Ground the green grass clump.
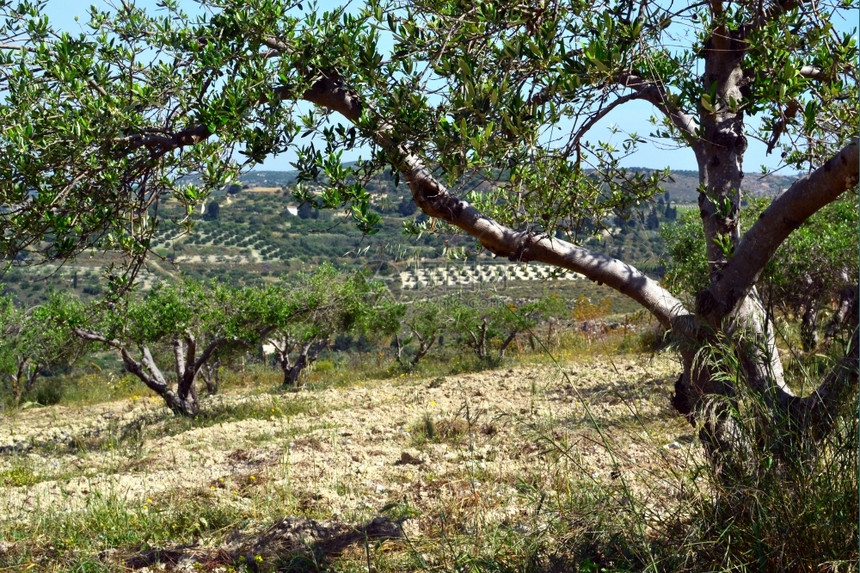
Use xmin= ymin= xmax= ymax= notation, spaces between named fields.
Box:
xmin=0 ymin=458 xmax=40 ymax=487
xmin=0 ymin=490 xmax=250 ymax=571
xmin=672 ymin=399 xmax=858 ymax=571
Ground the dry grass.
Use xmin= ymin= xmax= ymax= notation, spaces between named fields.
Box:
xmin=0 ymin=348 xmax=855 ymax=572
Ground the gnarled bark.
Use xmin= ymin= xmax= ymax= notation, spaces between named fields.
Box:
xmin=270 ymin=336 xmax=329 ymax=389
xmin=72 ymin=327 xmax=235 ymax=416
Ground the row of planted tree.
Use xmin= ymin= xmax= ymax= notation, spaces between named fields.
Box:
xmin=0 ymin=263 xmax=579 ymax=416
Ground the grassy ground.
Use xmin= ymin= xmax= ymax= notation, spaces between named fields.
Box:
xmin=0 ymin=331 xmax=856 ymax=572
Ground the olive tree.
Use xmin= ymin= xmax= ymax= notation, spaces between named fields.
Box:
xmin=0 ymin=293 xmax=81 ymax=404
xmin=393 ymin=296 xmax=453 ymax=370
xmin=0 ymin=0 xmax=855 ymax=471
xmin=253 ymin=264 xmax=394 ymax=387
xmin=451 ymin=294 xmax=567 ymax=362
xmin=65 ymin=280 xmax=253 ymax=415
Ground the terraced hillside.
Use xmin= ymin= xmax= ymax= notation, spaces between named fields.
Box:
xmin=0 ymin=168 xmax=793 ymax=307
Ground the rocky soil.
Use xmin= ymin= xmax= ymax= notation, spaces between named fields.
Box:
xmin=0 ymin=353 xmax=701 ymax=570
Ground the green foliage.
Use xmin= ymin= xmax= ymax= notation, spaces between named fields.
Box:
xmin=0 ymin=291 xmax=83 ymax=405
xmin=660 ymin=210 xmax=710 ymax=301
xmin=0 ymin=457 xmax=40 ymax=487
xmin=394 ymin=296 xmax=453 ymax=369
xmin=662 ymin=194 xmax=858 ymax=325
xmin=763 ymin=195 xmax=858 ymax=311
xmin=392 ymin=291 xmax=568 ymax=369
xmin=251 ymin=264 xmax=398 ymax=386
xmin=54 ymin=279 xmax=258 ymax=414
xmin=0 ymin=1 xmax=241 ymax=273
xmin=0 ymin=5 xmax=854 ymax=567
xmin=0 ymin=0 xmax=848 ymax=271
xmin=450 ymin=292 xmax=567 ymax=362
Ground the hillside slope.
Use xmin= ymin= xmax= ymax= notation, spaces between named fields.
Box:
xmin=0 ymin=354 xmax=693 ymax=570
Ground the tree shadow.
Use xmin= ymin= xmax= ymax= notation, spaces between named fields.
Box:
xmin=116 ymin=515 xmax=407 ymax=572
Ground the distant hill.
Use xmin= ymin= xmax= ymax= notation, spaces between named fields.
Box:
xmin=235 ymin=170 xmax=298 ymax=188
xmin=1 ymin=166 xmax=796 ymax=308
xmin=236 ymin=167 xmax=796 ymax=204
xmin=658 ymin=169 xmax=796 ymax=203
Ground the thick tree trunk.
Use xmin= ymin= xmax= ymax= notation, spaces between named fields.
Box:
xmin=281 ymin=356 xmax=305 ymax=387
xmin=276 ymin=338 xmax=328 ymax=389
xmin=173 ymin=337 xmax=199 ymax=415
xmin=71 ymin=328 xmax=220 ymax=416
xmin=121 ymin=346 xmax=199 ymax=416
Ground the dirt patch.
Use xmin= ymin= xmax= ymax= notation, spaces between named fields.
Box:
xmin=0 ymin=354 xmax=701 ymax=569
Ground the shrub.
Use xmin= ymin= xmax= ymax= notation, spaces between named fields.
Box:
xmin=28 ymin=378 xmax=64 ymax=406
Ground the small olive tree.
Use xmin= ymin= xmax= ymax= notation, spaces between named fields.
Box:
xmin=64 ymin=280 xmax=254 ymax=415
xmin=452 ymin=294 xmax=567 ymax=362
xmin=393 ymin=296 xmax=454 ymax=370
xmin=0 ymin=293 xmax=82 ymax=405
xmin=253 ymin=264 xmax=394 ymax=388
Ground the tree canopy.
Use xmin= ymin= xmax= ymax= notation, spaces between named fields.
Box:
xmin=0 ymin=0 xmax=856 ymax=470
xmin=64 ymin=278 xmax=255 ymax=414
xmin=0 ymin=292 xmax=81 ymax=404
xmin=252 ymin=263 xmax=396 ymax=387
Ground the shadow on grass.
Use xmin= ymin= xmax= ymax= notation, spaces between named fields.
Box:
xmin=0 ymin=393 xmax=317 ymax=458
xmin=118 ymin=515 xmax=407 ymax=572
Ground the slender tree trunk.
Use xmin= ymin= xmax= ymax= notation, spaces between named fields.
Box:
xmin=9 ymin=360 xmax=29 ymax=405
xmin=825 ymin=282 xmax=858 ymax=342
xmin=173 ymin=336 xmax=200 ymax=416
xmin=200 ymin=357 xmax=221 ymax=395
xmin=408 ymin=331 xmax=435 ymax=368
xmin=468 ymin=319 xmax=489 ymax=360
xmin=801 ymin=300 xmax=820 ymax=352
xmin=393 ymin=334 xmax=405 ymax=364
xmin=498 ymin=331 xmax=519 ymax=359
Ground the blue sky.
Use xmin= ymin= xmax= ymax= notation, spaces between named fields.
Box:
xmin=43 ymin=0 xmax=855 ymax=174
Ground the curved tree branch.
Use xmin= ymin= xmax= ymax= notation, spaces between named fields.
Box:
xmin=616 ymin=72 xmax=699 ymax=144
xmin=300 ymin=77 xmax=693 ymax=333
xmin=569 ymin=90 xmax=642 ymax=147
xmin=192 ymin=336 xmax=242 ymax=375
xmin=109 ymin=72 xmax=693 ymax=334
xmin=72 ymin=327 xmax=122 ymax=348
xmin=699 ymin=137 xmax=859 ymax=325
